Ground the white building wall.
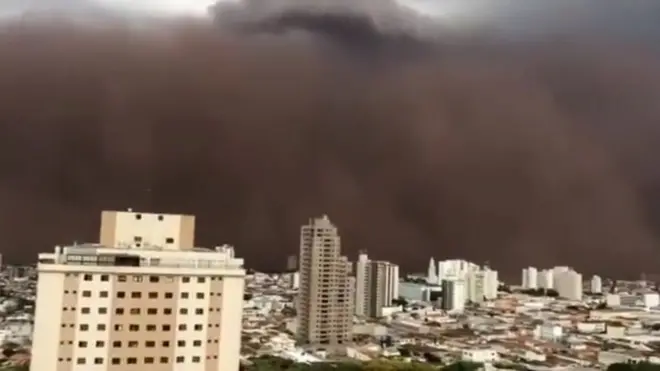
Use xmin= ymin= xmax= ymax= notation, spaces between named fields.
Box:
xmin=111 ymin=211 xmax=189 ymax=249
xmin=30 ymin=272 xmax=65 ymax=371
xmin=215 ymin=276 xmax=245 ymax=371
xmin=174 ymin=276 xmax=211 ymax=371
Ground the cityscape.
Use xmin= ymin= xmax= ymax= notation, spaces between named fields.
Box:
xmin=0 ymin=210 xmax=657 ymax=370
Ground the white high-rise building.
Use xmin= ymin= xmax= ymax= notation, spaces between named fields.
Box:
xmin=552 ymin=266 xmax=570 ymax=289
xmin=427 ymin=257 xmax=438 ymax=284
xmin=31 ymin=210 xmax=246 ymax=371
xmin=538 ymin=269 xmax=554 ymax=290
xmin=354 ymin=252 xmax=399 ymax=317
xmin=555 ymin=269 xmax=583 ymax=301
xmin=522 ymin=267 xmax=538 ymax=290
xmin=466 ymin=270 xmax=486 ymax=303
xmin=483 ymin=267 xmax=499 ymax=300
xmin=441 ymin=278 xmax=466 ymax=313
xmin=437 ymin=259 xmax=479 ymax=282
xmin=591 ymin=275 xmax=602 ymax=294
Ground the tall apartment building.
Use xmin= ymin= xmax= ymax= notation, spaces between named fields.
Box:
xmin=441 ymin=278 xmax=466 ymax=313
xmin=522 ymin=267 xmax=538 ymax=290
xmin=297 ymin=215 xmax=353 ymax=346
xmin=555 ymin=269 xmax=583 ymax=301
xmin=31 ymin=209 xmax=246 ymax=371
xmin=354 ymin=252 xmax=399 ymax=318
xmin=591 ymin=275 xmax=603 ymax=294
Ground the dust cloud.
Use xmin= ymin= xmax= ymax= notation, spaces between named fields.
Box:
xmin=0 ymin=1 xmax=659 ymax=279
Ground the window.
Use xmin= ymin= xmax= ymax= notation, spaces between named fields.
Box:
xmin=164 ymin=308 xmax=172 ymax=315
xmin=178 ymin=324 xmax=187 ymax=331
xmin=97 ymin=324 xmax=106 ymax=331
xmin=94 ymin=358 xmax=103 ymax=365
xmin=146 ymin=324 xmax=156 ymax=331
xmin=149 ymin=276 xmax=159 ymax=283
xmin=76 ymin=358 xmax=86 ymax=365
xmin=112 ymin=341 xmax=121 ymax=348
xmin=135 ymin=214 xmax=142 ymax=220
xmin=118 ymin=275 xmax=127 ymax=282
xmin=128 ymin=341 xmax=138 ymax=348
xmin=130 ymin=308 xmax=140 ymax=315
xmin=81 ymin=307 xmax=90 ymax=314
xmin=194 ymin=324 xmax=203 ymax=331
xmin=134 ymin=236 xmax=142 ymax=242
xmin=100 ymin=274 xmax=109 ymax=282
xmin=95 ymin=341 xmax=104 ymax=348
xmin=176 ymin=356 xmax=184 ymax=363
xmin=131 ymin=292 xmax=141 ymax=298
xmin=196 ymin=292 xmax=204 ymax=299
xmin=147 ymin=308 xmax=157 ymax=315
xmin=162 ymin=324 xmax=171 ymax=331
xmin=117 ymin=291 xmax=125 ymax=298
xmin=193 ymin=340 xmax=202 ymax=346
xmin=78 ymin=341 xmax=88 ymax=348
xmin=114 ymin=324 xmax=123 ymax=331
xmin=98 ymin=308 xmax=107 ymax=315
xmin=158 ymin=215 xmax=164 ymax=221
xmin=100 ymin=291 xmax=109 ymax=298
xmin=165 ymin=292 xmax=173 ymax=299
xmin=148 ymin=292 xmax=158 ymax=299
xmin=195 ymin=308 xmax=204 ymax=315
xmin=133 ymin=276 xmax=143 ymax=283
xmin=181 ymin=292 xmax=189 ymax=299
xmin=192 ymin=356 xmax=201 ymax=363
xmin=83 ymin=274 xmax=93 ymax=281
xmin=79 ymin=324 xmax=89 ymax=331
xmin=182 ymin=277 xmax=190 ymax=283
xmin=145 ymin=341 xmax=155 ymax=348
xmin=197 ymin=277 xmax=205 ymax=283
xmin=160 ymin=357 xmax=169 ymax=363
xmin=179 ymin=308 xmax=188 ymax=315
xmin=115 ymin=308 xmax=124 ymax=315
xmin=162 ymin=341 xmax=170 ymax=347
xmin=127 ymin=358 xmax=137 ymax=364
xmin=129 ymin=324 xmax=139 ymax=332
xmin=111 ymin=358 xmax=120 ymax=365
xmin=82 ymin=291 xmax=92 ymax=298
xmin=166 ymin=237 xmax=174 ymax=244
xmin=177 ymin=340 xmax=185 ymax=347
xmin=145 ymin=357 xmax=154 ymax=364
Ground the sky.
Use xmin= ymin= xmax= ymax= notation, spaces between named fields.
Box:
xmin=0 ymin=0 xmax=659 ymax=279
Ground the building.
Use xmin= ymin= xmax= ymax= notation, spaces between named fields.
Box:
xmin=354 ymin=253 xmax=399 ymax=318
xmin=466 ymin=270 xmax=486 ymax=303
xmin=591 ymin=275 xmax=603 ymax=294
xmin=397 ymin=281 xmax=442 ymax=302
xmin=555 ymin=269 xmax=583 ymax=301
xmin=31 ymin=210 xmax=246 ymax=371
xmin=286 ymin=255 xmax=298 ymax=271
xmin=296 ymin=215 xmax=353 ymax=346
xmin=522 ymin=267 xmax=538 ymax=290
xmin=483 ymin=267 xmax=499 ymax=300
xmin=427 ymin=257 xmax=437 ymax=285
xmin=441 ymin=278 xmax=466 ymax=313
xmin=538 ymin=269 xmax=554 ymax=290
xmin=437 ymin=259 xmax=478 ymax=282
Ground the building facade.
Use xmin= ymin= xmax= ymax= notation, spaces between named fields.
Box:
xmin=31 ymin=210 xmax=246 ymax=371
xmin=296 ymin=215 xmax=353 ymax=346
xmin=354 ymin=253 xmax=399 ymax=317
xmin=441 ymin=278 xmax=466 ymax=313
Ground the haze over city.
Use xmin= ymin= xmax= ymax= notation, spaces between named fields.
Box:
xmin=1 ymin=0 xmax=660 ymax=279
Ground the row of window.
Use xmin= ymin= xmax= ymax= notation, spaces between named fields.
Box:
xmin=68 ymin=339 xmax=213 ymax=348
xmin=60 ymin=355 xmax=217 ymax=365
xmin=61 ymin=323 xmax=221 ymax=331
xmin=63 ymin=307 xmax=222 ymax=315
xmin=64 ymin=290 xmax=223 ymax=298
xmin=68 ymin=273 xmax=222 ymax=283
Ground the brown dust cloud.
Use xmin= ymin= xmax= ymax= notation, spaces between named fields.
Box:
xmin=1 ymin=0 xmax=660 ymax=279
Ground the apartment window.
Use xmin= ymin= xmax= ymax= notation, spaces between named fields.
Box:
xmin=162 ymin=341 xmax=170 ymax=347
xmin=134 ymin=236 xmax=142 ymax=242
xmin=95 ymin=341 xmax=104 ymax=348
xmin=117 ymin=291 xmax=125 ymax=298
xmin=131 ymin=292 xmax=141 ymax=298
xmin=115 ymin=308 xmax=124 ymax=315
xmin=181 ymin=292 xmax=189 ymax=299
xmin=112 ymin=341 xmax=121 ymax=348
xmin=162 ymin=324 xmax=171 ymax=331
xmin=76 ymin=358 xmax=86 ymax=365
xmin=194 ymin=324 xmax=203 ymax=331
xmin=145 ymin=341 xmax=155 ymax=348
xmin=114 ymin=325 xmax=123 ymax=331
xmin=195 ymin=308 xmax=204 ymax=315
xmin=197 ymin=277 xmax=205 ymax=283
xmin=178 ymin=324 xmax=187 ymax=331
xmin=160 ymin=357 xmax=168 ymax=364
xmin=182 ymin=277 xmax=190 ymax=283
xmin=97 ymin=324 xmax=106 ymax=331
xmin=145 ymin=357 xmax=154 ymax=364
xmin=158 ymin=215 xmax=164 ymax=221
xmin=100 ymin=274 xmax=109 ymax=282
xmin=166 ymin=237 xmax=174 ymax=244
xmin=192 ymin=356 xmax=201 ymax=363
xmin=148 ymin=292 xmax=158 ymax=299
xmin=147 ymin=308 xmax=157 ymax=315
xmin=127 ymin=358 xmax=137 ymax=365
xmin=130 ymin=308 xmax=140 ymax=315
xmin=94 ymin=358 xmax=103 ymax=365
xmin=135 ymin=214 xmax=142 ymax=220
xmin=100 ymin=291 xmax=108 ymax=298
xmin=146 ymin=325 xmax=157 ymax=331
xmin=176 ymin=356 xmax=184 ymax=363
xmin=180 ymin=308 xmax=189 ymax=315
xmin=177 ymin=340 xmax=185 ymax=347
xmin=78 ymin=341 xmax=87 ymax=348
xmin=111 ymin=358 xmax=120 ymax=365
xmin=79 ymin=324 xmax=89 ymax=331
xmin=133 ymin=276 xmax=143 ymax=283
xmin=98 ymin=308 xmax=107 ymax=315
xmin=81 ymin=307 xmax=90 ymax=314
xmin=128 ymin=341 xmax=138 ymax=348
xmin=129 ymin=324 xmax=139 ymax=331
xmin=149 ymin=276 xmax=159 ymax=283
xmin=164 ymin=308 xmax=172 ymax=315
xmin=83 ymin=274 xmax=92 ymax=281
xmin=118 ymin=275 xmax=127 ymax=282
xmin=193 ymin=340 xmax=202 ymax=347
xmin=164 ymin=292 xmax=173 ymax=299
xmin=196 ymin=292 xmax=204 ymax=299
xmin=82 ymin=291 xmax=92 ymax=298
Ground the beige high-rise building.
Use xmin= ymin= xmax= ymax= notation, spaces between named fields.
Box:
xmin=296 ymin=215 xmax=353 ymax=346
xmin=354 ymin=252 xmax=399 ymax=318
xmin=31 ymin=210 xmax=246 ymax=371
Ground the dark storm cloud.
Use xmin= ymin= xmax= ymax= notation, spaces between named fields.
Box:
xmin=1 ymin=1 xmax=660 ymax=280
